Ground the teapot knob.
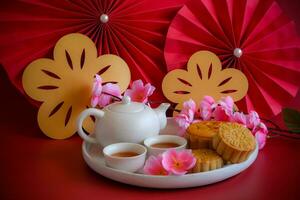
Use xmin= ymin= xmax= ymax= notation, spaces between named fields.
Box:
xmin=122 ymin=96 xmax=131 ymax=104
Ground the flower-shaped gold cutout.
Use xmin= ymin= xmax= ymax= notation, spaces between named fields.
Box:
xmin=22 ymin=33 xmax=131 ymax=139
xmin=162 ymin=51 xmax=248 ymax=115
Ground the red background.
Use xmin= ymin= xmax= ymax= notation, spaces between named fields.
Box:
xmin=0 ymin=0 xmax=300 ymax=199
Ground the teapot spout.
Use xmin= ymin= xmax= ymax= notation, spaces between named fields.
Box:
xmin=154 ymin=103 xmax=170 ymax=130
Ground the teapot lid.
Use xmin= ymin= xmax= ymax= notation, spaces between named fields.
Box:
xmin=107 ymin=96 xmax=145 ymax=113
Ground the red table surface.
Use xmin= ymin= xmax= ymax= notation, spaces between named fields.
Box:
xmin=0 ymin=68 xmax=300 ymax=200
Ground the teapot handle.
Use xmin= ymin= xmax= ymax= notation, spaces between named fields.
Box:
xmin=77 ymin=108 xmax=104 ymax=144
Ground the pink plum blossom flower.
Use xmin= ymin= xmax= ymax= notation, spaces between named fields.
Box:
xmin=218 ymin=96 xmax=234 ymax=115
xmin=175 ymin=113 xmax=193 ymax=128
xmin=255 ymin=132 xmax=267 ymax=150
xmin=231 ymin=112 xmax=247 ymax=126
xmin=181 ymin=99 xmax=196 ymax=116
xmin=200 ymin=96 xmax=215 ymax=120
xmin=246 ymin=111 xmax=261 ymax=129
xmin=213 ymin=96 xmax=234 ymax=121
xmin=143 ymin=155 xmax=170 ymax=175
xmin=175 ymin=113 xmax=193 ymax=136
xmin=253 ymin=122 xmax=268 ymax=149
xmin=91 ymin=75 xmax=102 ymax=107
xmin=213 ymin=106 xmax=230 ymax=121
xmin=98 ymin=83 xmax=122 ymax=108
xmin=124 ymin=79 xmax=155 ymax=103
xmin=162 ymin=149 xmax=196 ymax=175
xmin=175 ymin=99 xmax=196 ymax=136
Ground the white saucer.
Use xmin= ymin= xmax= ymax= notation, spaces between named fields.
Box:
xmin=82 ymin=118 xmax=258 ymax=188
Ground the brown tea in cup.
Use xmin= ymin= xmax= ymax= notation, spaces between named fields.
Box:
xmin=111 ymin=151 xmax=140 ymax=157
xmin=151 ymin=142 xmax=180 ymax=148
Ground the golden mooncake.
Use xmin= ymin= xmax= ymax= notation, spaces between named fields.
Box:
xmin=192 ymin=149 xmax=223 ymax=172
xmin=186 ymin=121 xmax=222 ymax=149
xmin=212 ymin=122 xmax=256 ymax=163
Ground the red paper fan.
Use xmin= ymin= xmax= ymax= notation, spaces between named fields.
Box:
xmin=0 ymin=0 xmax=187 ymax=102
xmin=164 ymin=0 xmax=300 ymax=117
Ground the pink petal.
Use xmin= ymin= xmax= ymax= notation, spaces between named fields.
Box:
xmin=253 ymin=122 xmax=268 ymax=135
xmin=177 ymin=150 xmax=196 ymax=170
xmin=202 ymin=96 xmax=215 ymax=105
xmin=213 ymin=106 xmax=231 ymax=121
xmin=200 ymin=96 xmax=215 ymax=120
xmin=102 ymin=83 xmax=121 ymax=98
xmin=131 ymin=79 xmax=144 ymax=90
xmin=181 ymin=108 xmax=192 ymax=118
xmin=95 ymin=74 xmax=102 ymax=81
xmin=220 ymin=96 xmax=234 ymax=107
xmin=161 ymin=149 xmax=178 ymax=172
xmin=255 ymin=131 xmax=267 ymax=149
xmin=175 ymin=114 xmax=191 ymax=130
xmin=125 ymin=80 xmax=155 ymax=103
xmin=162 ymin=149 xmax=196 ymax=175
xmin=91 ymin=95 xmax=99 ymax=107
xmin=201 ymin=108 xmax=212 ymax=120
xmin=186 ymin=109 xmax=195 ymax=122
xmin=218 ymin=96 xmax=234 ymax=116
xmin=98 ymin=94 xmax=112 ymax=108
xmin=180 ymin=100 xmax=196 ymax=122
xmin=246 ymin=111 xmax=261 ymax=129
xmin=92 ymin=83 xmax=102 ymax=96
xmin=231 ymin=112 xmax=247 ymax=126
xmin=124 ymin=87 xmax=146 ymax=103
xmin=252 ymin=122 xmax=268 ymax=149
xmin=128 ymin=90 xmax=147 ymax=103
xmin=143 ymin=156 xmax=160 ymax=174
xmin=183 ymin=99 xmax=196 ymax=113
xmin=260 ymin=123 xmax=268 ymax=134
xmin=144 ymin=83 xmax=155 ymax=97
xmin=92 ymin=75 xmax=102 ymax=96
xmin=143 ymin=155 xmax=169 ymax=175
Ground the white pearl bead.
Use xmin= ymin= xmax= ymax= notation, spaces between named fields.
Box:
xmin=233 ymin=48 xmax=243 ymax=58
xmin=100 ymin=14 xmax=109 ymax=23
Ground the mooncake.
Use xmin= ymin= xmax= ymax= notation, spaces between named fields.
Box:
xmin=212 ymin=122 xmax=256 ymax=163
xmin=191 ymin=149 xmax=223 ymax=172
xmin=186 ymin=121 xmax=222 ymax=149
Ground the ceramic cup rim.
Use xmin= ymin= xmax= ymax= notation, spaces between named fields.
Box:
xmin=103 ymin=142 xmax=147 ymax=160
xmin=143 ymin=135 xmax=187 ymax=150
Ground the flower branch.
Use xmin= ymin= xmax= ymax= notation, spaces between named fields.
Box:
xmin=91 ymin=75 xmax=156 ymax=108
xmin=268 ymin=131 xmax=300 ymax=140
xmin=157 ymin=101 xmax=300 ymax=142
xmin=173 ymin=96 xmax=268 ymax=149
xmin=90 ymin=75 xmax=300 ymax=146
xmin=261 ymin=117 xmax=300 ymax=139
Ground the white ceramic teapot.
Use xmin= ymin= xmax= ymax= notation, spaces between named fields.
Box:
xmin=77 ymin=96 xmax=170 ymax=147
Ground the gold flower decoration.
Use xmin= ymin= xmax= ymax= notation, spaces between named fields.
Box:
xmin=22 ymin=33 xmax=131 ymax=139
xmin=162 ymin=51 xmax=248 ymax=115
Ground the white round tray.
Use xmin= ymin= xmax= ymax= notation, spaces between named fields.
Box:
xmin=82 ymin=118 xmax=258 ymax=188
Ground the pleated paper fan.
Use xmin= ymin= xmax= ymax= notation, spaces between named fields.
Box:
xmin=0 ymin=0 xmax=187 ymax=102
xmin=164 ymin=0 xmax=300 ymax=117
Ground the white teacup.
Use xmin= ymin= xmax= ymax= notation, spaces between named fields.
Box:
xmin=144 ymin=135 xmax=187 ymax=156
xmin=103 ymin=143 xmax=147 ymax=173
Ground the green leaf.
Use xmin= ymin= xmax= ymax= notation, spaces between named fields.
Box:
xmin=282 ymin=108 xmax=300 ymax=133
